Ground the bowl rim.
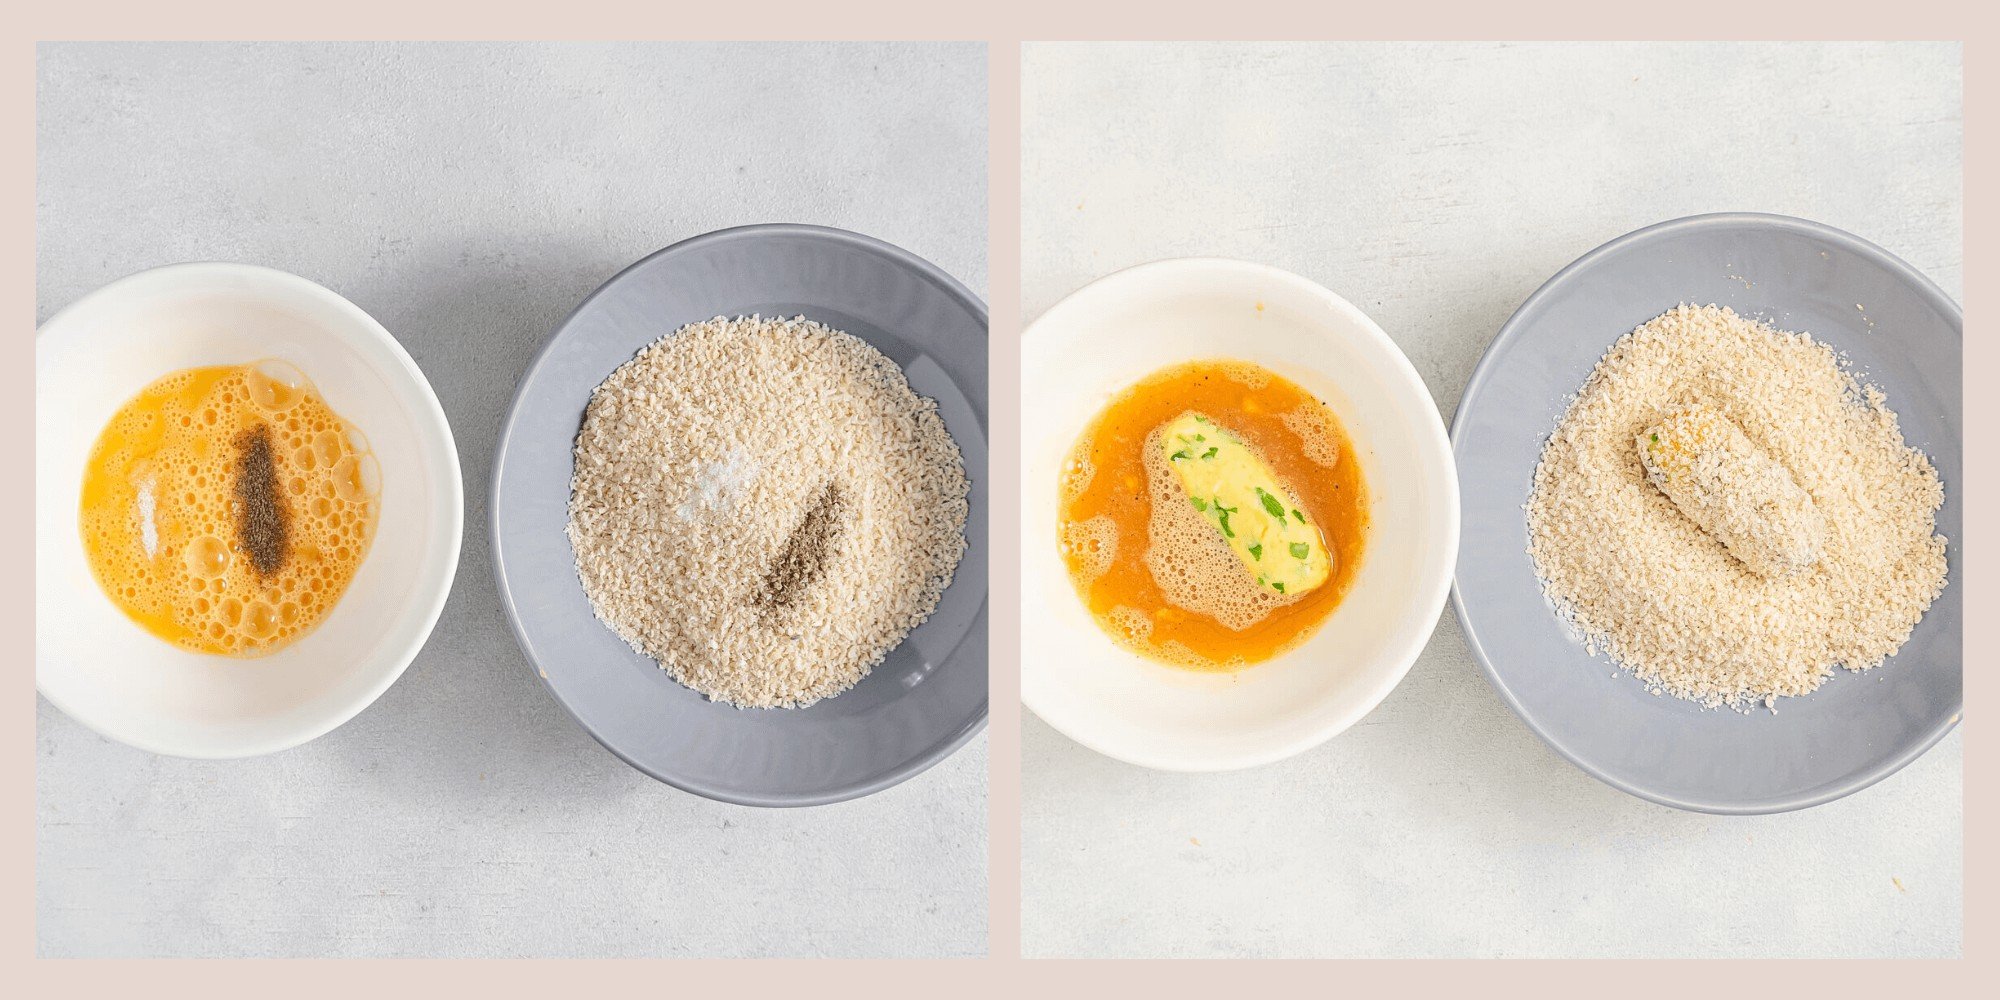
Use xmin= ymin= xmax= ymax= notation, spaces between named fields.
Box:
xmin=34 ymin=260 xmax=466 ymax=759
xmin=1449 ymin=211 xmax=1964 ymax=815
xmin=490 ymin=222 xmax=990 ymax=807
xmin=1019 ymin=256 xmax=1461 ymax=772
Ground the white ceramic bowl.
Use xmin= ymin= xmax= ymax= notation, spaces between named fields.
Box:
xmin=1021 ymin=258 xmax=1459 ymax=771
xmin=36 ymin=263 xmax=463 ymax=758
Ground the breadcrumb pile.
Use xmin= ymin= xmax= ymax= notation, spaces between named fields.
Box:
xmin=567 ymin=316 xmax=969 ymax=708
xmin=1526 ymin=304 xmax=1948 ymax=710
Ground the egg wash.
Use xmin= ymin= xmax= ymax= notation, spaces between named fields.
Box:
xmin=78 ymin=362 xmax=379 ymax=656
xmin=1057 ymin=359 xmax=1368 ymax=671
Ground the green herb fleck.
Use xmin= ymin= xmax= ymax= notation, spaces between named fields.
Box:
xmin=1289 ymin=542 xmax=1310 ymax=560
xmin=1201 ymin=447 xmax=1218 ymax=459
xmin=1292 ymin=508 xmax=1305 ymax=523
xmin=1170 ymin=449 xmax=1191 ymax=461
xmin=1255 ymin=487 xmax=1286 ymax=519
xmin=1271 ymin=581 xmax=1286 ymax=594
xmin=1248 ymin=542 xmax=1263 ymax=560
xmin=1190 ymin=496 xmax=1208 ymax=512
xmin=1213 ymin=500 xmax=1238 ymax=538
xmin=1194 ymin=434 xmax=1206 ymax=442
xmin=1649 ymin=433 xmax=1659 ymax=444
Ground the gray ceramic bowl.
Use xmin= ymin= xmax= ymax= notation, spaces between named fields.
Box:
xmin=1452 ymin=213 xmax=1961 ymax=814
xmin=492 ymin=224 xmax=988 ymax=806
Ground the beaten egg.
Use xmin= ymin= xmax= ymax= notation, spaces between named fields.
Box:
xmin=78 ymin=362 xmax=379 ymax=657
xmin=1057 ymin=359 xmax=1368 ymax=671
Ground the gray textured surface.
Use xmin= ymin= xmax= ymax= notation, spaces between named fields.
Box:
xmin=1021 ymin=41 xmax=1962 ymax=958
xmin=37 ymin=41 xmax=988 ymax=958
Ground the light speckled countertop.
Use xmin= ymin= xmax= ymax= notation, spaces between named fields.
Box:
xmin=36 ymin=41 xmax=988 ymax=958
xmin=1020 ymin=41 xmax=1962 ymax=959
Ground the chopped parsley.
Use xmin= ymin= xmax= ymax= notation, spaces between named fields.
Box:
xmin=1248 ymin=542 xmax=1263 ymax=560
xmin=1255 ymin=487 xmax=1286 ymax=519
xmin=1190 ymin=496 xmax=1208 ymax=512
xmin=1212 ymin=500 xmax=1238 ymax=538
xmin=1271 ymin=581 xmax=1286 ymax=594
xmin=1290 ymin=542 xmax=1310 ymax=560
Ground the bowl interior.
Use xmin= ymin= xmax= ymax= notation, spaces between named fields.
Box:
xmin=1020 ymin=259 xmax=1458 ymax=771
xmin=492 ymin=226 xmax=989 ymax=806
xmin=1452 ymin=214 xmax=1962 ymax=813
xmin=35 ymin=264 xmax=463 ymax=758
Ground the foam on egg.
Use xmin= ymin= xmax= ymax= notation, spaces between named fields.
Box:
xmin=78 ymin=361 xmax=379 ymax=657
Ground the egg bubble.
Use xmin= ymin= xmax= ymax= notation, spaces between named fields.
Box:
xmin=312 ymin=428 xmax=344 ymax=468
xmin=243 ymin=601 xmax=278 ymax=640
xmin=246 ymin=360 xmax=306 ymax=412
xmin=182 ymin=535 xmax=231 ymax=578
xmin=331 ymin=454 xmax=379 ymax=503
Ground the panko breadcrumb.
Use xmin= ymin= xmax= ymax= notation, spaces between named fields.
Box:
xmin=566 ymin=315 xmax=969 ymax=708
xmin=1525 ymin=304 xmax=1948 ymax=710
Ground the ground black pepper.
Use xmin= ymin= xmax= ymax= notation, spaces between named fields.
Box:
xmin=233 ymin=423 xmax=290 ymax=576
xmin=757 ymin=480 xmax=844 ymax=614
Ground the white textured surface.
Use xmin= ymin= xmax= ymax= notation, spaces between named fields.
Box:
xmin=37 ymin=41 xmax=988 ymax=958
xmin=1021 ymin=41 xmax=1961 ymax=959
